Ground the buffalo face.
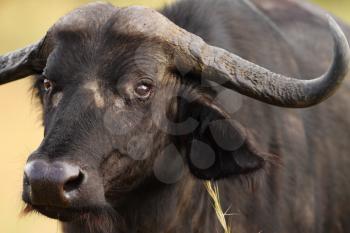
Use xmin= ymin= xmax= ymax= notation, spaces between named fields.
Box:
xmin=23 ymin=19 xmax=177 ymax=222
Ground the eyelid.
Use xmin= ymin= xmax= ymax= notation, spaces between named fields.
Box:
xmin=138 ymin=78 xmax=155 ymax=90
xmin=137 ymin=78 xmax=156 ymax=89
xmin=138 ymin=77 xmax=153 ymax=84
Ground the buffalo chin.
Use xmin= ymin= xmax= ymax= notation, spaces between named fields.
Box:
xmin=29 ymin=204 xmax=82 ymax=221
xmin=24 ymin=203 xmax=118 ymax=224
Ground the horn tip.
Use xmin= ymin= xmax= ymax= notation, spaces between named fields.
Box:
xmin=326 ymin=14 xmax=350 ymax=49
xmin=326 ymin=14 xmax=350 ymax=71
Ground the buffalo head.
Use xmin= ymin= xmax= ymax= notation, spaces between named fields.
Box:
xmin=0 ymin=2 xmax=348 ymax=230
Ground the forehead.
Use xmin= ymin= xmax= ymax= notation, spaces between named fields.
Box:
xmin=51 ymin=3 xmax=171 ymax=36
xmin=45 ymin=3 xmax=168 ymax=81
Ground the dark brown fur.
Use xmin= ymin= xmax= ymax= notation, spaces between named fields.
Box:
xmin=15 ymin=0 xmax=350 ymax=233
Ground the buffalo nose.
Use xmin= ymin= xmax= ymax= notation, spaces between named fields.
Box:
xmin=23 ymin=160 xmax=85 ymax=207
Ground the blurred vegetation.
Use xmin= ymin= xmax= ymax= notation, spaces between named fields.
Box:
xmin=312 ymin=0 xmax=350 ymax=21
xmin=0 ymin=0 xmax=348 ymax=233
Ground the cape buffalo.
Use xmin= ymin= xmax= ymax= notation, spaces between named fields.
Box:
xmin=0 ymin=0 xmax=350 ymax=232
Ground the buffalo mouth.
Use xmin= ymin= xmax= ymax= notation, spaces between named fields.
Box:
xmin=23 ymin=203 xmax=87 ymax=221
xmin=23 ymin=202 xmax=117 ymax=223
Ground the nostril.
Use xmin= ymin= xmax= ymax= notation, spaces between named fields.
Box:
xmin=23 ymin=161 xmax=87 ymax=206
xmin=63 ymin=170 xmax=85 ymax=193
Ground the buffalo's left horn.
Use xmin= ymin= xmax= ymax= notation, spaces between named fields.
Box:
xmin=171 ymin=15 xmax=350 ymax=108
xmin=0 ymin=37 xmax=47 ymax=85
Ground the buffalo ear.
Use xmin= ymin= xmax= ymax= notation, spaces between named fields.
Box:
xmin=184 ymin=95 xmax=267 ymax=180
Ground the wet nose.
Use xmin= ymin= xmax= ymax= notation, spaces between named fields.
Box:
xmin=23 ymin=160 xmax=85 ymax=207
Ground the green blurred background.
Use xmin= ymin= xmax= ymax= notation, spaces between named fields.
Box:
xmin=0 ymin=0 xmax=348 ymax=232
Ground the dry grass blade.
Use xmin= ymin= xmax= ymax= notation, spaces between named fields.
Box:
xmin=203 ymin=181 xmax=231 ymax=233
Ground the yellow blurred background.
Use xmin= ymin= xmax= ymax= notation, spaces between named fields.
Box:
xmin=0 ymin=0 xmax=348 ymax=232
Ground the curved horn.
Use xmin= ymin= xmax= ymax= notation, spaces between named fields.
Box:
xmin=180 ymin=15 xmax=350 ymax=108
xmin=0 ymin=37 xmax=47 ymax=85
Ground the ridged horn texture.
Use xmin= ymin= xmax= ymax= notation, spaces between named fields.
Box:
xmin=0 ymin=38 xmax=46 ymax=85
xmin=181 ymin=15 xmax=350 ymax=108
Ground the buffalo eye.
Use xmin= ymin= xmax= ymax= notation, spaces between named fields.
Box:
xmin=43 ymin=79 xmax=53 ymax=93
xmin=134 ymin=81 xmax=153 ymax=99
